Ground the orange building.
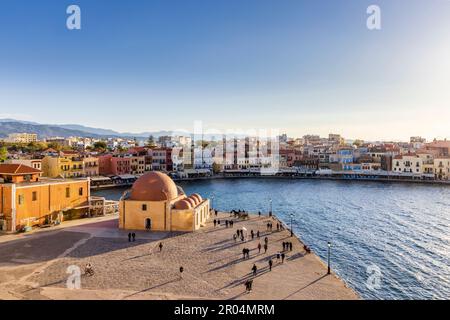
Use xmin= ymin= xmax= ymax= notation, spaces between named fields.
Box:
xmin=0 ymin=164 xmax=90 ymax=232
xmin=119 ymin=172 xmax=210 ymax=232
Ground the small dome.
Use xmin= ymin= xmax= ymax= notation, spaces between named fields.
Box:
xmin=174 ymin=199 xmax=192 ymax=210
xmin=192 ymin=193 xmax=203 ymax=203
xmin=185 ymin=197 xmax=197 ymax=207
xmin=189 ymin=196 xmax=199 ymax=206
xmin=129 ymin=172 xmax=178 ymax=201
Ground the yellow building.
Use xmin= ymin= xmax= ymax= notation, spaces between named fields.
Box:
xmin=434 ymin=157 xmax=450 ymax=180
xmin=0 ymin=164 xmax=90 ymax=232
xmin=119 ymin=172 xmax=210 ymax=232
xmin=42 ymin=153 xmax=85 ymax=178
xmin=5 ymin=132 xmax=38 ymax=143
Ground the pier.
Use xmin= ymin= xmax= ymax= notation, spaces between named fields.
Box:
xmin=0 ymin=211 xmax=357 ymax=300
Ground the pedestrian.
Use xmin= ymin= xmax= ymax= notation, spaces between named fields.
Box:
xmin=264 ymin=237 xmax=268 ymax=245
xmin=281 ymin=252 xmax=285 ymax=263
xmin=128 ymin=233 xmax=131 ymax=242
xmin=233 ymin=234 xmax=237 ymax=242
xmin=132 ymin=233 xmax=136 ymax=242
xmin=252 ymin=264 xmax=257 ymax=276
xmin=264 ymin=243 xmax=268 ymax=253
xmin=217 ymin=219 xmax=221 ymax=226
xmin=225 ymin=220 xmax=229 ymax=228
xmin=251 ymin=230 xmax=254 ymax=239
xmin=213 ymin=219 xmax=217 ymax=227
xmin=236 ymin=229 xmax=240 ymax=237
xmin=257 ymin=242 xmax=261 ymax=253
xmin=289 ymin=242 xmax=293 ymax=251
xmin=245 ymin=279 xmax=252 ymax=293
xmin=276 ymin=252 xmax=280 ymax=262
xmin=268 ymin=259 xmax=273 ymax=271
xmin=258 ymin=211 xmax=261 ymax=217
xmin=241 ymin=234 xmax=244 ymax=242
xmin=257 ymin=230 xmax=260 ymax=238
xmin=242 ymin=248 xmax=247 ymax=260
xmin=266 ymin=222 xmax=270 ymax=231
xmin=277 ymin=223 xmax=280 ymax=231
xmin=179 ymin=266 xmax=184 ymax=279
xmin=159 ymin=242 xmax=163 ymax=252
xmin=282 ymin=242 xmax=286 ymax=251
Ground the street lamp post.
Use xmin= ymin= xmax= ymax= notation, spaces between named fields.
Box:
xmin=327 ymin=241 xmax=331 ymax=275
xmin=290 ymin=213 xmax=294 ymax=237
xmin=269 ymin=198 xmax=272 ymax=216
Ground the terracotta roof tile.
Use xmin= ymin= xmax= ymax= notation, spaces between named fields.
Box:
xmin=0 ymin=164 xmax=42 ymax=175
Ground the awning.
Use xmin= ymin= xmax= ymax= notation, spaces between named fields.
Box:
xmin=118 ymin=174 xmax=137 ymax=180
xmin=90 ymin=176 xmax=112 ymax=182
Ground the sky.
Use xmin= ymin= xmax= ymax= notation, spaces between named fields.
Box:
xmin=0 ymin=0 xmax=449 ymax=141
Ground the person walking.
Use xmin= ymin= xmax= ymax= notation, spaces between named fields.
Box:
xmin=258 ymin=211 xmax=261 ymax=217
xmin=132 ymin=233 xmax=136 ymax=242
xmin=257 ymin=230 xmax=260 ymax=238
xmin=263 ymin=243 xmax=268 ymax=253
xmin=251 ymin=230 xmax=254 ymax=239
xmin=276 ymin=252 xmax=280 ymax=263
xmin=289 ymin=242 xmax=293 ymax=251
xmin=128 ymin=233 xmax=131 ymax=242
xmin=225 ymin=220 xmax=229 ymax=228
xmin=252 ymin=264 xmax=257 ymax=276
xmin=281 ymin=252 xmax=285 ymax=263
xmin=264 ymin=237 xmax=268 ymax=245
xmin=159 ymin=242 xmax=163 ymax=252
xmin=282 ymin=242 xmax=286 ymax=251
xmin=257 ymin=242 xmax=261 ymax=253
xmin=179 ymin=266 xmax=184 ymax=279
xmin=266 ymin=222 xmax=270 ymax=231
xmin=213 ymin=219 xmax=217 ymax=227
xmin=268 ymin=259 xmax=273 ymax=271
xmin=233 ymin=234 xmax=237 ymax=242
xmin=217 ymin=219 xmax=221 ymax=226
xmin=242 ymin=248 xmax=247 ymax=260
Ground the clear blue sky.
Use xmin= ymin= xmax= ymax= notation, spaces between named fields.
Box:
xmin=0 ymin=0 xmax=449 ymax=141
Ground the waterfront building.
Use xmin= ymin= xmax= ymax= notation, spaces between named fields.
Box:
xmin=5 ymin=133 xmax=38 ymax=143
xmin=42 ymin=152 xmax=85 ymax=178
xmin=392 ymin=154 xmax=424 ymax=175
xmin=434 ymin=157 xmax=450 ymax=180
xmin=150 ymin=148 xmax=173 ymax=172
xmin=119 ymin=171 xmax=210 ymax=231
xmin=0 ymin=164 xmax=90 ymax=231
xmin=82 ymin=156 xmax=99 ymax=177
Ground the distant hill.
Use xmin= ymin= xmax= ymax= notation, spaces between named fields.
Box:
xmin=0 ymin=119 xmax=188 ymax=140
xmin=0 ymin=121 xmax=105 ymax=139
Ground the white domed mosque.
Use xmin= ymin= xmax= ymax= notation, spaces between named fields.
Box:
xmin=119 ymin=172 xmax=210 ymax=231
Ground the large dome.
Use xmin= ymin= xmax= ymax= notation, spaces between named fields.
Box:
xmin=129 ymin=172 xmax=178 ymax=201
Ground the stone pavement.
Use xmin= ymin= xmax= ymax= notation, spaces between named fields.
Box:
xmin=0 ymin=212 xmax=358 ymax=300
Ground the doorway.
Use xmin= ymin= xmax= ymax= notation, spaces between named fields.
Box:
xmin=145 ymin=218 xmax=152 ymax=231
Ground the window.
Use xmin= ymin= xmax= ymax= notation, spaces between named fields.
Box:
xmin=142 ymin=204 xmax=147 ymax=211
xmin=18 ymin=194 xmax=24 ymax=205
xmin=79 ymin=187 xmax=83 ymax=196
xmin=66 ymin=187 xmax=70 ymax=198
xmin=32 ymin=191 xmax=37 ymax=201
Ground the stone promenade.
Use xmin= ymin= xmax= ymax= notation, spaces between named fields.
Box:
xmin=0 ymin=213 xmax=358 ymax=300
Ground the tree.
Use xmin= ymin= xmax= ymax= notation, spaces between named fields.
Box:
xmin=93 ymin=141 xmax=107 ymax=151
xmin=147 ymin=135 xmax=156 ymax=148
xmin=0 ymin=146 xmax=8 ymax=162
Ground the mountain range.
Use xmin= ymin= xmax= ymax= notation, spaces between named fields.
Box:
xmin=0 ymin=119 xmax=177 ymax=140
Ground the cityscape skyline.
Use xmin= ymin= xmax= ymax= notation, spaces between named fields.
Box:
xmin=1 ymin=0 xmax=449 ymax=142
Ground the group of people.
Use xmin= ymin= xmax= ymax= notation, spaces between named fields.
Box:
xmin=127 ymin=232 xmax=136 ymax=242
xmin=282 ymin=241 xmax=293 ymax=252
xmin=213 ymin=219 xmax=234 ymax=228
